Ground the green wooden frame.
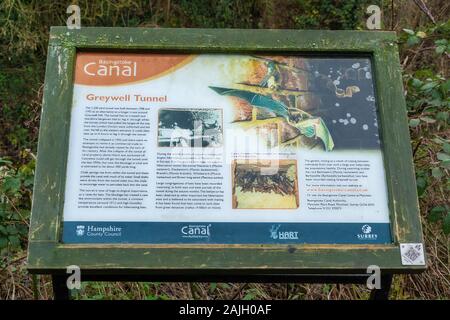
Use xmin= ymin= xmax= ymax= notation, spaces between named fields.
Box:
xmin=27 ymin=27 xmax=425 ymax=275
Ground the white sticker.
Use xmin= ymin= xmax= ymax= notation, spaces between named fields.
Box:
xmin=400 ymin=243 xmax=425 ymax=265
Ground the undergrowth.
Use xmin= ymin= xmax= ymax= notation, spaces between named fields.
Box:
xmin=0 ymin=0 xmax=448 ymax=300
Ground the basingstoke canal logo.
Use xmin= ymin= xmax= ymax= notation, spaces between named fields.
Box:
xmin=181 ymin=224 xmax=211 ymax=239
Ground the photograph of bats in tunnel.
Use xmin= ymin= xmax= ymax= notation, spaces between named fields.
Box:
xmin=232 ymin=159 xmax=299 ymax=209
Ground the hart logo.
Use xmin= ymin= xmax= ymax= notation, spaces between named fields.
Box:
xmin=357 ymin=224 xmax=378 ymax=240
xmin=76 ymin=225 xmax=85 ymax=236
xmin=181 ymin=224 xmax=211 ymax=239
xmin=269 ymin=225 xmax=299 ymax=240
xmin=83 ymin=59 xmax=137 ymax=77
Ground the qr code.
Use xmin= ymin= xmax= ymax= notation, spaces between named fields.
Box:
xmin=404 ymin=247 xmax=420 ymax=261
xmin=401 ymin=243 xmax=425 ymax=265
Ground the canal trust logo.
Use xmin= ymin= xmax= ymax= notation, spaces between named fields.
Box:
xmin=269 ymin=224 xmax=299 ymax=240
xmin=181 ymin=224 xmax=211 ymax=239
xmin=357 ymin=224 xmax=378 ymax=240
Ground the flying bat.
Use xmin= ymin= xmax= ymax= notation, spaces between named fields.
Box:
xmin=209 ymin=86 xmax=290 ymax=120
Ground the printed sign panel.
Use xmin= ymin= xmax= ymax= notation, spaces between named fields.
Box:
xmin=63 ymin=53 xmax=392 ymax=244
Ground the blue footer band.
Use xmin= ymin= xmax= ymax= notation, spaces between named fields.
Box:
xmin=63 ymin=221 xmax=391 ymax=244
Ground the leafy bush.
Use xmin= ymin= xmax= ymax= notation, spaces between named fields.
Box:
xmin=0 ymin=0 xmax=448 ymax=299
xmin=401 ymin=22 xmax=450 ymax=235
xmin=0 ymin=153 xmax=34 ymax=253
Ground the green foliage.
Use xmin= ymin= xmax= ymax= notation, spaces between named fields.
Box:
xmin=0 ymin=0 xmax=449 ymax=300
xmin=176 ymin=0 xmax=260 ymax=28
xmin=0 ymin=152 xmax=34 ymax=253
xmin=406 ymin=74 xmax=449 ymax=125
xmin=290 ymin=0 xmax=374 ymax=30
xmin=428 ymin=206 xmax=450 ymax=235
xmin=402 ymin=24 xmax=450 ymax=236
xmin=0 ymin=62 xmax=43 ymax=155
xmin=402 ymin=28 xmax=426 ymax=46
xmin=434 ymin=39 xmax=449 ymax=55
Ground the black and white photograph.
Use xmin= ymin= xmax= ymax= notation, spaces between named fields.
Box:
xmin=157 ymin=108 xmax=223 ymax=147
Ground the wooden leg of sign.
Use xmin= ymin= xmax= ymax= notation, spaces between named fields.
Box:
xmin=369 ymin=274 xmax=392 ymax=300
xmin=52 ymin=274 xmax=70 ymax=300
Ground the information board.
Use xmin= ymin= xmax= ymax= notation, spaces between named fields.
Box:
xmin=63 ymin=53 xmax=391 ymax=244
xmin=27 ymin=28 xmax=426 ymax=275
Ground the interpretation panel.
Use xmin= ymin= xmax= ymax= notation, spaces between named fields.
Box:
xmin=62 ymin=53 xmax=392 ymax=244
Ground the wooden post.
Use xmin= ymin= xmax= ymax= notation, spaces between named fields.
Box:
xmin=52 ymin=274 xmax=70 ymax=300
xmin=369 ymin=274 xmax=393 ymax=300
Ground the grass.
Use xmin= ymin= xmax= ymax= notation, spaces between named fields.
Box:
xmin=0 ymin=0 xmax=449 ymax=300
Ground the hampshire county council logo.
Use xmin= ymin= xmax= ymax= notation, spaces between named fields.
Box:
xmin=269 ymin=224 xmax=299 ymax=240
xmin=76 ymin=225 xmax=85 ymax=236
xmin=357 ymin=224 xmax=378 ymax=240
xmin=75 ymin=225 xmax=122 ymax=237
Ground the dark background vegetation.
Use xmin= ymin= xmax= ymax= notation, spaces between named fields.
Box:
xmin=0 ymin=0 xmax=448 ymax=299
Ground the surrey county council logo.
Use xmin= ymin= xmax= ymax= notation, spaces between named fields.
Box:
xmin=76 ymin=225 xmax=85 ymax=236
xmin=357 ymin=224 xmax=378 ymax=240
xmin=362 ymin=224 xmax=372 ymax=234
xmin=269 ymin=224 xmax=299 ymax=240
